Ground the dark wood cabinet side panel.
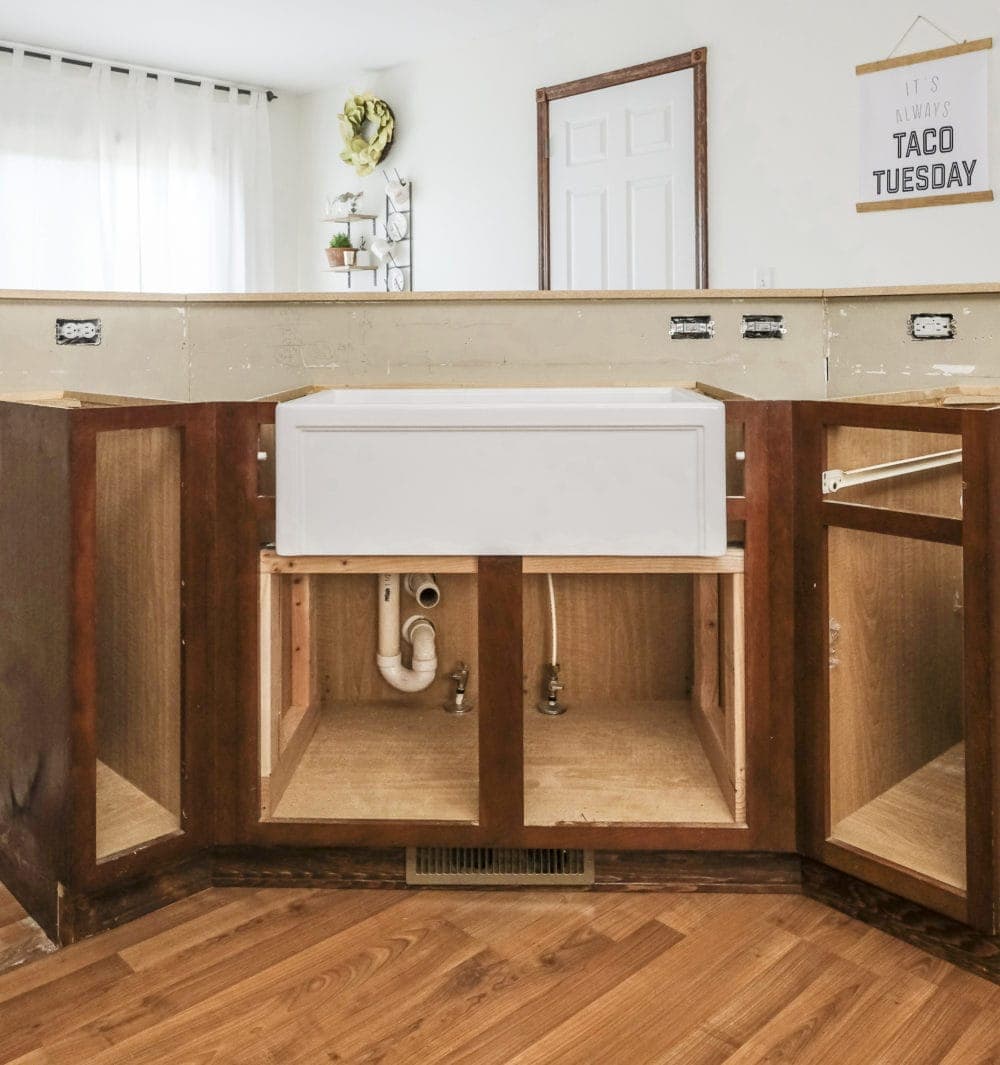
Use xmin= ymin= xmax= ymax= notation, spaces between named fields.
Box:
xmin=215 ymin=403 xmax=275 ymax=845
xmin=762 ymin=401 xmax=797 ymax=850
xmin=478 ymin=557 xmax=524 ymax=838
xmin=794 ymin=402 xmax=829 ymax=859
xmin=961 ymin=411 xmax=999 ymax=933
xmin=0 ymin=403 xmax=73 ymax=938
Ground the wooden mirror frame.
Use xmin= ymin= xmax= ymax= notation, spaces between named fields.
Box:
xmin=536 ymin=48 xmax=709 ymax=291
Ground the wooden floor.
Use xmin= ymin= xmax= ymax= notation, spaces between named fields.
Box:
xmin=832 ymin=743 xmax=966 ymax=892
xmin=525 ymin=700 xmax=734 ymax=825
xmin=271 ymin=702 xmax=479 ymax=822
xmin=2 ymin=882 xmax=999 ymax=1063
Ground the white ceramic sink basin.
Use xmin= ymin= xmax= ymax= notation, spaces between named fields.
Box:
xmin=275 ymin=387 xmax=727 ymax=556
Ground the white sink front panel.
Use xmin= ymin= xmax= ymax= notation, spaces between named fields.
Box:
xmin=275 ymin=388 xmax=727 ymax=557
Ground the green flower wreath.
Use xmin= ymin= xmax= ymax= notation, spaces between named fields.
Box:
xmin=338 ymin=93 xmax=395 ymax=176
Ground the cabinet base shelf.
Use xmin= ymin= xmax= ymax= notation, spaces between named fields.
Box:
xmin=96 ymin=761 xmax=180 ymax=862
xmin=830 ymin=742 xmax=966 ymax=893
xmin=266 ymin=702 xmax=479 ymax=823
xmin=525 ymin=699 xmax=737 ymax=827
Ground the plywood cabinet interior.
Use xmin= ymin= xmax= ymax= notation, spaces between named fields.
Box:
xmin=522 ymin=554 xmax=746 ymax=827
xmin=95 ymin=427 xmax=183 ymax=860
xmin=258 ymin=553 xmax=480 ymax=823
xmin=827 ymin=529 xmax=965 ymax=891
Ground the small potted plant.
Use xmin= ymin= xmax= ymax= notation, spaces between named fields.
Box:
xmin=326 ymin=232 xmax=354 ymax=267
xmin=354 ymin=236 xmax=371 ymax=267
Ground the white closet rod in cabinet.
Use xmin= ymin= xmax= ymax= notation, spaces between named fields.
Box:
xmin=822 ymin=448 xmax=962 ymax=495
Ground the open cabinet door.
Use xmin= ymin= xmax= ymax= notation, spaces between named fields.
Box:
xmin=795 ymin=398 xmax=998 ymax=933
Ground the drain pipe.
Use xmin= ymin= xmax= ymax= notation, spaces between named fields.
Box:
xmin=377 ymin=574 xmax=438 ymax=692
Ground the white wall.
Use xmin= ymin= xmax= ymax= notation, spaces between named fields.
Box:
xmin=288 ymin=0 xmax=1000 ymax=291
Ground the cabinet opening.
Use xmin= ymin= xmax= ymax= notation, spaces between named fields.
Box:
xmin=827 ymin=528 xmax=966 ymax=893
xmin=95 ymin=427 xmax=183 ymax=861
xmin=259 ymin=561 xmax=479 ymax=823
xmin=825 ymin=426 xmax=962 ymax=518
xmin=523 ymin=564 xmax=745 ymax=826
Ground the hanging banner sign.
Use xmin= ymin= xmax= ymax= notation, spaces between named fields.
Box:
xmin=857 ymin=37 xmax=993 ymax=212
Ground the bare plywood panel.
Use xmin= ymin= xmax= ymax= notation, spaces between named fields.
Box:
xmin=96 ymin=428 xmax=182 ymax=819
xmin=690 ymin=574 xmax=746 ymax=821
xmin=524 ymin=700 xmax=733 ymax=825
xmin=826 ymin=427 xmax=963 ymax=517
xmin=270 ymin=703 xmax=478 ymax=822
xmin=831 ymin=743 xmax=966 ymax=892
xmin=828 ymin=529 xmax=964 ymax=825
xmin=95 ymin=761 xmax=179 ymax=862
xmin=523 ymin=573 xmax=693 ymax=703
xmin=312 ymin=573 xmax=479 ymax=707
xmin=259 ymin=573 xmax=321 ymax=816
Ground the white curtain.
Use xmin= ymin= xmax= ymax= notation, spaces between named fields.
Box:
xmin=0 ymin=47 xmax=274 ymax=292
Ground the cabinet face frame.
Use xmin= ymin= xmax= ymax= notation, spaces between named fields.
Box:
xmin=795 ymin=400 xmax=999 ymax=933
xmin=67 ymin=403 xmax=217 ymax=893
xmin=225 ymin=399 xmax=796 ymax=854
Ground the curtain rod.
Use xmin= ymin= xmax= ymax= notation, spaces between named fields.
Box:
xmin=0 ymin=43 xmax=278 ymax=101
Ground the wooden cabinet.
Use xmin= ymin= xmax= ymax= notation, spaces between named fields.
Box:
xmin=0 ymin=394 xmax=217 ymax=943
xmin=219 ymin=398 xmax=795 ymax=857
xmin=1 ymin=387 xmax=994 ymax=962
xmin=795 ymin=394 xmax=1000 ymax=933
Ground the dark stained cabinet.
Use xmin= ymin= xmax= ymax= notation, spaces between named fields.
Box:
xmin=0 ymin=395 xmax=217 ymax=942
xmin=795 ymin=395 xmax=1000 ymax=934
xmin=0 ymin=387 xmax=996 ymax=968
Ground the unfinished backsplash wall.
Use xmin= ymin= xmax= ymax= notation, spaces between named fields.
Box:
xmin=0 ymin=286 xmax=998 ymax=401
xmin=825 ymin=291 xmax=1000 ymax=397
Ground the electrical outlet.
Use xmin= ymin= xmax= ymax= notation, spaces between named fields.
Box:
xmin=909 ymin=313 xmax=955 ymax=340
xmin=55 ymin=318 xmax=101 ymax=345
xmin=741 ymin=314 xmax=786 ymax=339
xmin=669 ymin=315 xmax=715 ymax=339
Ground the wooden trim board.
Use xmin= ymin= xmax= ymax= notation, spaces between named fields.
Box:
xmin=536 ymin=48 xmax=709 ymax=289
xmin=857 ymin=190 xmax=994 ymax=213
xmin=856 ymin=37 xmax=992 ymax=76
xmin=522 ymin=549 xmax=745 ymax=574
xmin=260 ymin=552 xmax=478 ymax=575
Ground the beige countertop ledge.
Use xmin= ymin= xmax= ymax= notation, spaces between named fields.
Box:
xmin=1 ymin=283 xmax=1000 ymax=303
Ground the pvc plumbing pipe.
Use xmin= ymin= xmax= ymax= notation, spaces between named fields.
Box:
xmin=404 ymin=572 xmax=441 ymax=609
xmin=377 ymin=573 xmax=438 ymax=692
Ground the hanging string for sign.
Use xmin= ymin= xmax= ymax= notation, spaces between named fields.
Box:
xmin=886 ymin=14 xmax=962 ymax=59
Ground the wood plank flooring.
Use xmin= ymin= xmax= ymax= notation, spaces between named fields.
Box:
xmin=1 ymin=881 xmax=999 ymax=1063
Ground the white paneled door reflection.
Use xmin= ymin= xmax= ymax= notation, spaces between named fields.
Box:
xmin=549 ymin=69 xmax=695 ymax=290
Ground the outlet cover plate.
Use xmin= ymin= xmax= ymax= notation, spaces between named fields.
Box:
xmin=55 ymin=319 xmax=102 ymax=345
xmin=909 ymin=313 xmax=955 ymax=340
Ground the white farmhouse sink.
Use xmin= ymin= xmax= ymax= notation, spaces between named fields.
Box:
xmin=275 ymin=387 xmax=727 ymax=556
